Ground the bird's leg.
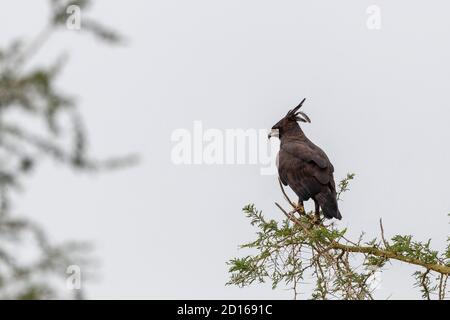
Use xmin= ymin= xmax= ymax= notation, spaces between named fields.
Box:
xmin=295 ymin=199 xmax=305 ymax=216
xmin=313 ymin=200 xmax=321 ymax=224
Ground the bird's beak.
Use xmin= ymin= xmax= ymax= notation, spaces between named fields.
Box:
xmin=268 ymin=129 xmax=279 ymax=139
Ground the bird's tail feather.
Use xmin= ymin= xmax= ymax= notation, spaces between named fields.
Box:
xmin=316 ymin=193 xmax=341 ymax=220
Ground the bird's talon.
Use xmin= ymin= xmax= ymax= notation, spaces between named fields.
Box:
xmin=294 ymin=203 xmax=305 ymax=215
xmin=313 ymin=214 xmax=321 ymax=225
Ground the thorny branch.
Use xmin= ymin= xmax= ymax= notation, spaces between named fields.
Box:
xmin=227 ymin=174 xmax=450 ymax=300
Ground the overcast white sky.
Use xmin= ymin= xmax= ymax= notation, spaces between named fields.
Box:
xmin=2 ymin=0 xmax=450 ymax=299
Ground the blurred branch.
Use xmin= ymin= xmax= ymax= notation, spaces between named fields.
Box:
xmin=0 ymin=0 xmax=133 ymax=299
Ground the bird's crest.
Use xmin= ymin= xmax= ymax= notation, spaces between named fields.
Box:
xmin=286 ymin=98 xmax=311 ymax=123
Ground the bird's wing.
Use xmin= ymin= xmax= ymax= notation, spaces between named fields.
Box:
xmin=284 ymin=140 xmax=332 ymax=169
xmin=278 ymin=139 xmax=340 ymax=219
xmin=279 ymin=140 xmax=334 ymax=190
xmin=278 ymin=151 xmax=320 ymax=199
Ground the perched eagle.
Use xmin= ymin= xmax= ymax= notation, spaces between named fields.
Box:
xmin=268 ymin=99 xmax=341 ymax=220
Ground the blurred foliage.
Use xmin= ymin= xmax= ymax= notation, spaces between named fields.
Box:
xmin=0 ymin=0 xmax=134 ymax=299
xmin=228 ymin=175 xmax=450 ymax=300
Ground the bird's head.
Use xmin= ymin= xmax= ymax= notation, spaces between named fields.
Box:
xmin=268 ymin=98 xmax=311 ymax=139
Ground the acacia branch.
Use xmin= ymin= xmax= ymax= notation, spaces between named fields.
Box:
xmin=275 ymin=179 xmax=450 ymax=276
xmin=275 ymin=200 xmax=450 ymax=276
xmin=228 ymin=174 xmax=449 ymax=300
xmin=329 ymin=242 xmax=450 ymax=275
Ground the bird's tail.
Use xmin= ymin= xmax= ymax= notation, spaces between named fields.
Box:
xmin=316 ymin=192 xmax=341 ymax=220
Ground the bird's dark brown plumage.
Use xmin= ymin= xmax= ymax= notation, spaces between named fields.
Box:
xmin=269 ymin=99 xmax=341 ymax=220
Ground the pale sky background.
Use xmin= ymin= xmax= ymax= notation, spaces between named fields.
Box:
xmin=2 ymin=0 xmax=450 ymax=299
